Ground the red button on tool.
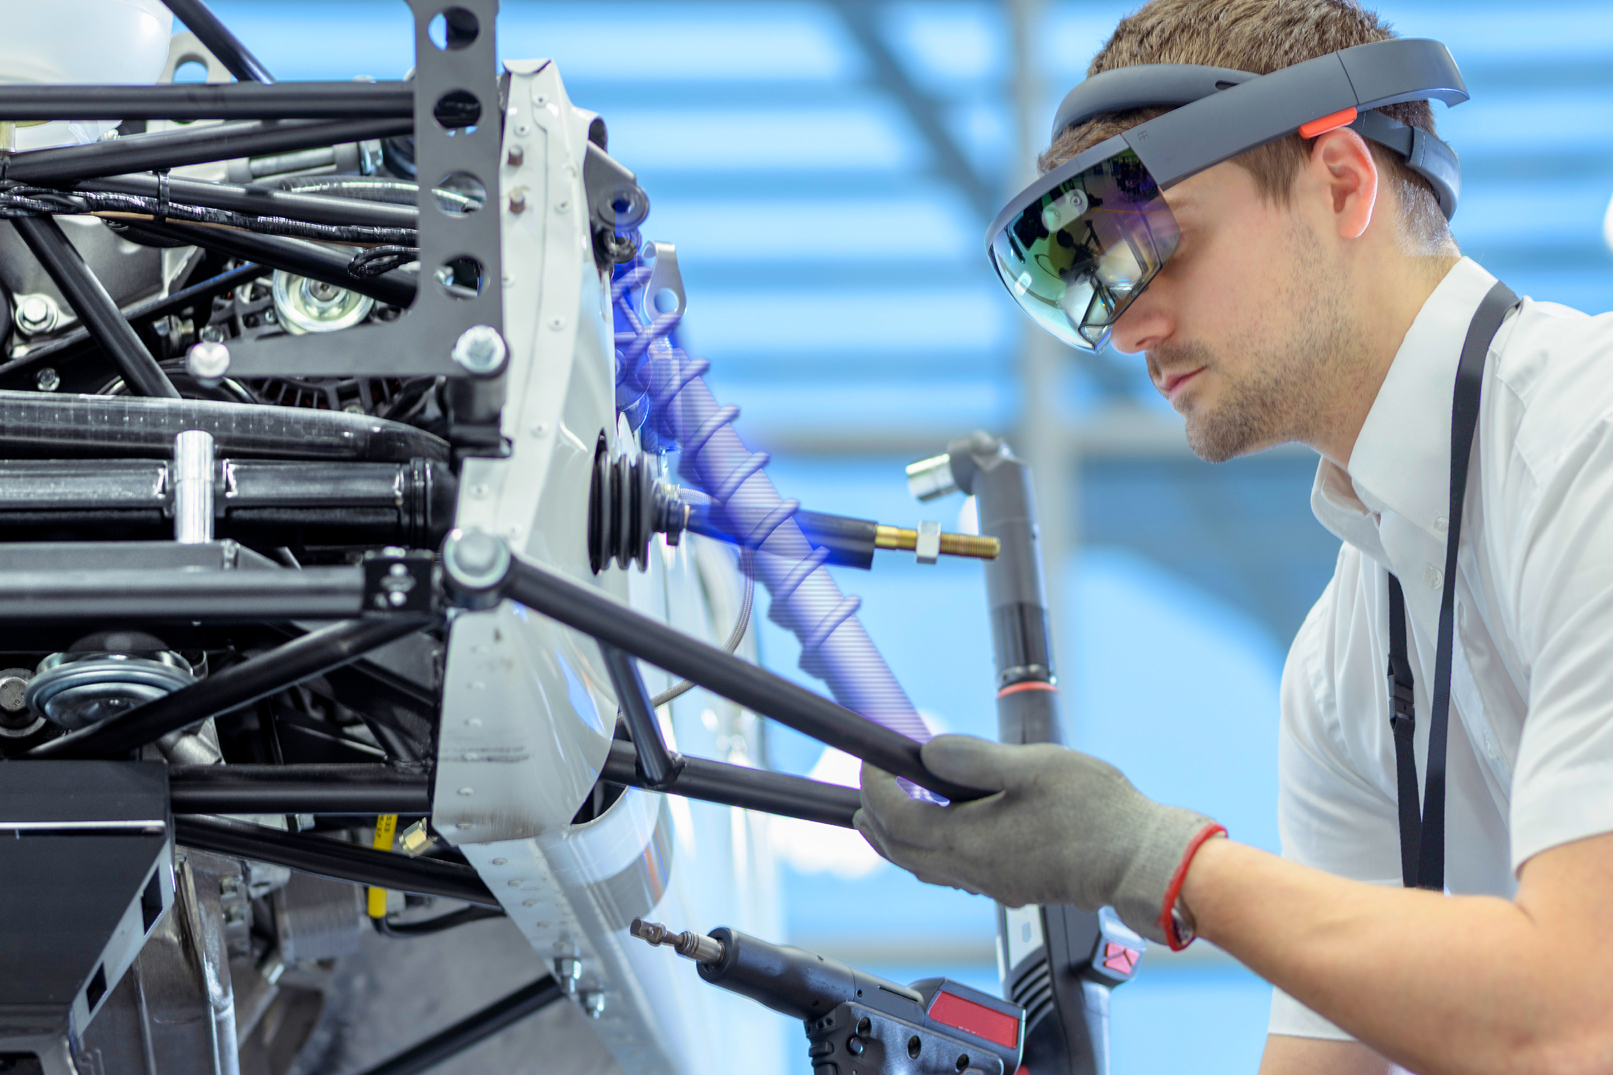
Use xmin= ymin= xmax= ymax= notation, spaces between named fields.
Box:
xmin=1102 ymin=942 xmax=1139 ymax=976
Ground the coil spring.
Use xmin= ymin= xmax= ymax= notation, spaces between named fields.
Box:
xmin=610 ymin=247 xmax=930 ymax=745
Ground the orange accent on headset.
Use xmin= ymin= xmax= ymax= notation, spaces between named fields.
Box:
xmin=1298 ymin=107 xmax=1358 ymax=139
xmin=996 ymin=681 xmax=1057 ymax=699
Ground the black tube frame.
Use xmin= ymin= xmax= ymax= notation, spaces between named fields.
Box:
xmin=175 ymin=815 xmax=500 ymax=907
xmin=9 ymin=215 xmax=178 ymax=399
xmin=29 ymin=615 xmax=432 ymax=759
xmin=599 ymin=741 xmax=860 ymax=828
xmin=500 ymin=555 xmax=986 ymax=802
xmin=4 ymin=117 xmax=414 ymax=185
xmin=72 ymin=173 xmax=418 ymax=229
xmin=0 ymin=262 xmax=270 ymax=388
xmin=598 ymin=641 xmax=680 ymax=788
xmin=0 ymin=82 xmax=413 ymax=121
xmin=0 ymin=565 xmax=372 ymax=625
xmin=162 ymin=0 xmax=276 ymax=84
xmin=353 ymin=976 xmax=564 ymax=1075
xmin=169 ymin=763 xmax=432 ymax=815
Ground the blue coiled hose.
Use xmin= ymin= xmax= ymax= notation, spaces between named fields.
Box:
xmin=612 ymin=255 xmax=930 ymax=745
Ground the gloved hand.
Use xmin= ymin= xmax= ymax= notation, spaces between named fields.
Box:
xmin=855 ymin=735 xmax=1224 ymax=947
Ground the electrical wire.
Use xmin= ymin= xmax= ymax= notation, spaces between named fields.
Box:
xmin=372 ymin=905 xmax=506 ymax=937
xmin=648 ymin=547 xmax=754 ymax=709
xmin=0 ymin=184 xmax=418 ymax=246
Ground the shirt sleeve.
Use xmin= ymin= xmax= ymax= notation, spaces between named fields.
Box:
xmin=1503 ymin=415 xmax=1613 ymax=871
xmin=1269 ymin=550 xmax=1404 ymax=1040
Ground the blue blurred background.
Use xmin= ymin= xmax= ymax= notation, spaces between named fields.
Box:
xmin=209 ymin=1 xmax=1613 ymax=1071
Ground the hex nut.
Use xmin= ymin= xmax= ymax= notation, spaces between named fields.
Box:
xmin=450 ymin=324 xmax=508 ymax=377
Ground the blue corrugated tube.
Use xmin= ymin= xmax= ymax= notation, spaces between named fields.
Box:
xmin=612 ymin=255 xmax=930 ymax=744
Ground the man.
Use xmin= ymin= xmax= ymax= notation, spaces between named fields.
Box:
xmin=855 ymin=2 xmax=1613 ymax=1073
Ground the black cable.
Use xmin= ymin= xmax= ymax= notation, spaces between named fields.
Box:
xmin=0 ymin=184 xmax=418 ymax=246
xmin=372 ymin=905 xmax=506 ymax=937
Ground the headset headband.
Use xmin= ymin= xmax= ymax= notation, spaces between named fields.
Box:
xmin=1003 ymin=38 xmax=1468 ymax=227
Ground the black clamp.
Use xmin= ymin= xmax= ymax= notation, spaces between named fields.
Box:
xmin=1386 ymin=655 xmax=1416 ymax=740
xmin=362 ymin=548 xmax=436 ymax=614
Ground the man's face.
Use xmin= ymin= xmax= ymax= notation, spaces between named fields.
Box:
xmin=1108 ymin=160 xmax=1360 ymax=463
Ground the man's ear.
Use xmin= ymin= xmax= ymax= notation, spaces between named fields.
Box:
xmin=1306 ymin=127 xmax=1378 ymax=241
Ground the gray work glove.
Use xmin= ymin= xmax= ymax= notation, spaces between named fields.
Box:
xmin=855 ymin=735 xmax=1223 ymax=947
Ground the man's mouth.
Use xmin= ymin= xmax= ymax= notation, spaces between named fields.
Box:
xmin=1159 ymin=367 xmax=1205 ymax=401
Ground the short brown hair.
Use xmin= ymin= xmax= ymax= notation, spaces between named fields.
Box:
xmin=1041 ymin=0 xmax=1453 ymax=253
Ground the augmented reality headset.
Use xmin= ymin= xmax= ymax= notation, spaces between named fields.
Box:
xmin=987 ymin=38 xmax=1468 ymax=350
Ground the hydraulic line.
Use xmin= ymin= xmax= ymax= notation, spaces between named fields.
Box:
xmin=612 ymin=253 xmax=930 ymax=743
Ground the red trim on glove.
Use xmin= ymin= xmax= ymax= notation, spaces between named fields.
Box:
xmin=1157 ymin=823 xmax=1227 ymax=952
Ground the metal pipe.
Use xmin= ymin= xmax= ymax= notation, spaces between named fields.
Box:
xmin=4 ymin=118 xmax=412 ymax=185
xmin=0 ymin=82 xmax=414 ymax=121
xmin=72 ymin=173 xmax=418 ymax=229
xmin=499 ymin=554 xmax=986 ymax=802
xmin=28 ymin=615 xmax=432 ymax=758
xmin=354 ymin=976 xmax=564 ymax=1075
xmin=173 ymin=430 xmax=214 ymax=544
xmin=0 ymin=389 xmax=449 ymax=462
xmin=598 ymin=641 xmax=678 ymax=788
xmin=126 ymin=220 xmax=417 ymax=307
xmin=598 ymin=741 xmax=860 ymax=828
xmin=161 ymin=0 xmax=276 ymax=83
xmin=0 ymin=564 xmax=369 ymax=623
xmin=174 ymin=816 xmax=501 ymax=907
xmin=169 ymin=764 xmax=431 ymax=815
xmin=9 ymin=214 xmax=178 ymax=398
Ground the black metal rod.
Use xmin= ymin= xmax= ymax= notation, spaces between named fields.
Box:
xmin=4 ymin=117 xmax=413 ymax=185
xmin=503 ymin=558 xmax=986 ymax=802
xmin=600 ymin=741 xmax=860 ymax=828
xmin=28 ymin=616 xmax=431 ymax=759
xmin=9 ymin=215 xmax=178 ymax=398
xmin=0 ymin=262 xmax=269 ymax=379
xmin=175 ymin=815 xmax=501 ymax=908
xmin=0 ymin=565 xmax=369 ymax=624
xmin=169 ymin=764 xmax=431 ymax=815
xmin=354 ymin=976 xmax=564 ymax=1075
xmin=598 ymin=642 xmax=678 ymax=788
xmin=127 ymin=220 xmax=417 ymax=307
xmin=0 ymin=82 xmax=414 ymax=121
xmin=73 ymin=174 xmax=418 ymax=229
xmin=162 ymin=0 xmax=276 ymax=84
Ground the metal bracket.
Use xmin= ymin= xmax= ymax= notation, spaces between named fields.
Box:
xmin=361 ymin=548 xmax=436 ymax=615
xmin=218 ymin=0 xmax=507 ymax=447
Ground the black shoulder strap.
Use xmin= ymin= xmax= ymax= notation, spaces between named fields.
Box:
xmin=1387 ymin=280 xmax=1518 ymax=892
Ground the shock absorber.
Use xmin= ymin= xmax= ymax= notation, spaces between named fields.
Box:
xmin=610 ymin=239 xmax=932 ymax=742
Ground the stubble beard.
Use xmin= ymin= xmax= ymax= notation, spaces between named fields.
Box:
xmin=1164 ymin=233 xmax=1365 ymax=464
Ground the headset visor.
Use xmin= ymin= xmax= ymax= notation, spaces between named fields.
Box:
xmin=989 ymin=147 xmax=1177 ymax=351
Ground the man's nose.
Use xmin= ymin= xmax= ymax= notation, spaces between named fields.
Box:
xmin=1108 ymin=290 xmax=1172 ymax=356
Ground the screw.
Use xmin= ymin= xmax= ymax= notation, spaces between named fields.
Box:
xmin=15 ymin=294 xmax=58 ymax=334
xmin=186 ymin=340 xmax=231 ymax=385
xmin=34 ymin=367 xmax=59 ymax=392
xmin=450 ymin=324 xmax=508 ymax=377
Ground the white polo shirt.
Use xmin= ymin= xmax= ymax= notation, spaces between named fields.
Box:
xmin=1269 ymin=257 xmax=1613 ymax=1040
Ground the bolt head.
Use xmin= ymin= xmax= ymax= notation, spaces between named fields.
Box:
xmin=443 ymin=528 xmax=512 ymax=592
xmin=186 ymin=340 xmax=231 ymax=383
xmin=15 ymin=294 xmax=58 ymax=334
xmin=450 ymin=324 xmax=508 ymax=377
xmin=34 ymin=367 xmax=59 ymax=392
xmin=507 ymin=145 xmax=525 ymax=167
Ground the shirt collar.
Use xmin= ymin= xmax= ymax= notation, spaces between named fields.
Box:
xmin=1311 ymin=256 xmax=1499 ymax=551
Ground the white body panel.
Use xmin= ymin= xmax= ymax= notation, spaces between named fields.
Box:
xmin=438 ymin=61 xmax=786 ymax=1074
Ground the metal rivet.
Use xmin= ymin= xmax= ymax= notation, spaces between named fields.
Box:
xmin=507 ymin=145 xmax=524 ymax=167
xmin=510 ymin=191 xmax=527 ymax=213
xmin=515 ymin=122 xmax=531 ymax=135
xmin=467 ymin=717 xmax=482 ymax=727
xmin=530 ymin=422 xmax=547 ymax=436
xmin=549 ymin=318 xmax=564 ymax=331
xmin=491 ymin=857 xmax=507 ymax=865
xmin=464 ymin=752 xmax=479 ymax=761
xmin=554 ymin=199 xmax=570 ymax=213
xmin=523 ymin=899 xmax=538 ymax=907
xmin=458 ymin=787 xmax=474 ymax=796
xmin=507 ymin=879 xmax=521 ymax=887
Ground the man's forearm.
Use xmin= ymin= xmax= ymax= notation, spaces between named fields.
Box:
xmin=1180 ymin=837 xmax=1611 ymax=1075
